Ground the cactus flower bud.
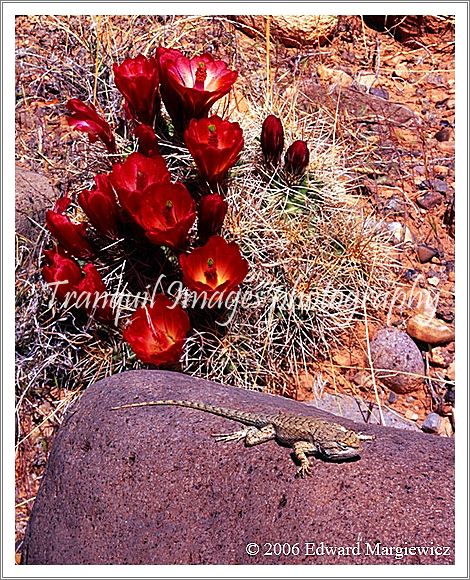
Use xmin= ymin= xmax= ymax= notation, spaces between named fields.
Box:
xmin=261 ymin=114 xmax=284 ymax=166
xmin=284 ymin=140 xmax=310 ymax=177
xmin=198 ymin=193 xmax=228 ymax=240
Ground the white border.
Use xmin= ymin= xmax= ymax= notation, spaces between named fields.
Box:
xmin=1 ymin=1 xmax=464 ymax=16
xmin=3 ymin=2 xmax=468 ymax=578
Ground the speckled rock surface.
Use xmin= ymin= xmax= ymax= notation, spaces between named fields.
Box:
xmin=22 ymin=370 xmax=454 ymax=565
xmin=369 ymin=327 xmax=425 ymax=394
xmin=234 ymin=15 xmax=337 ymax=48
xmin=16 ymin=166 xmax=56 ymax=239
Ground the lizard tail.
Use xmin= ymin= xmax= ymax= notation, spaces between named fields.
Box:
xmin=111 ymin=399 xmax=270 ymax=428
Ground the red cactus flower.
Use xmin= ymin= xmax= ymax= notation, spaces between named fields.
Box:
xmin=123 ymin=295 xmax=191 ymax=366
xmin=261 ymin=114 xmax=284 ymax=166
xmin=128 ymin=182 xmax=196 ymax=250
xmin=284 ymin=140 xmax=310 ymax=177
xmin=78 ymin=174 xmax=121 ymax=238
xmin=66 ymin=98 xmax=116 ymax=153
xmin=41 ymin=247 xmax=83 ymax=301
xmin=113 ymin=55 xmax=160 ymax=125
xmin=74 ymin=263 xmax=113 ymax=321
xmin=134 ymin=124 xmax=160 ymax=157
xmin=41 ymin=250 xmax=112 ymax=321
xmin=157 ymin=48 xmax=237 ymax=130
xmin=179 ymin=235 xmax=249 ymax=299
xmin=184 ymin=116 xmax=243 ymax=187
xmin=46 ymin=197 xmax=93 ymax=259
xmin=156 ymin=47 xmax=187 ymax=132
xmin=109 ymin=152 xmax=171 ymax=215
xmin=198 ymin=193 xmax=228 ymax=239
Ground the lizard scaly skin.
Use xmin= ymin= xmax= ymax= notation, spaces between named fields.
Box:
xmin=111 ymin=399 xmax=375 ymax=478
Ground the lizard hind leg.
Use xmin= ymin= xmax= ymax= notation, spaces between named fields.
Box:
xmin=212 ymin=424 xmax=276 ymax=446
xmin=244 ymin=424 xmax=276 ymax=447
xmin=211 ymin=427 xmax=253 ymax=443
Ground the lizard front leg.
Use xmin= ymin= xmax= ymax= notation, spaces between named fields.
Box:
xmin=292 ymin=441 xmax=316 ymax=478
xmin=212 ymin=424 xmax=276 ymax=446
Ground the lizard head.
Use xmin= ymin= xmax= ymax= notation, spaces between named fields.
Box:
xmin=316 ymin=426 xmax=375 ymax=460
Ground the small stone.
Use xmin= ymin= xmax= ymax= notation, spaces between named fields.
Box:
xmin=448 ymin=271 xmax=455 ymax=282
xmin=369 ymin=327 xmax=425 ymax=394
xmin=445 ymin=260 xmax=455 ymax=274
xmin=433 ymin=165 xmax=449 ymax=176
xmin=406 ymin=287 xmax=437 ymax=318
xmin=388 ymin=391 xmax=397 ymax=404
xmin=403 ymin=226 xmax=414 ymax=244
xmin=407 ymin=314 xmax=455 ymax=345
xmin=426 ymin=73 xmax=445 ymax=86
xmin=417 ymin=244 xmax=438 ymax=263
xmin=394 ymin=63 xmax=410 ymax=80
xmin=447 ymin=361 xmax=455 ymax=381
xmin=405 ymin=410 xmax=419 ymax=422
xmin=416 ymin=191 xmax=444 ymax=210
xmin=422 ymin=413 xmax=444 ymax=434
xmin=442 ymin=417 xmax=454 ymax=437
xmin=383 ymin=197 xmax=406 ymax=215
xmin=427 ymin=276 xmax=440 ymax=286
xmin=369 ymin=87 xmax=389 ymax=100
xmin=317 ymin=64 xmax=353 ymax=88
xmin=404 ymin=269 xmax=421 ymax=282
xmin=429 ymin=347 xmax=447 ymax=367
xmin=444 ymin=384 xmax=455 ymax=406
xmin=356 ymin=72 xmax=377 ymax=90
xmin=385 ymin=222 xmax=414 ymax=244
xmin=434 ymin=127 xmax=452 ymax=142
xmin=421 ymin=179 xmax=449 ymax=194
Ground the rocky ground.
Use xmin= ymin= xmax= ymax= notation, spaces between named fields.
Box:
xmin=15 ymin=14 xmax=455 ymax=557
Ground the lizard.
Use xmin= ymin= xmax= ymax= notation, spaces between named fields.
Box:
xmin=111 ymin=399 xmax=375 ymax=478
